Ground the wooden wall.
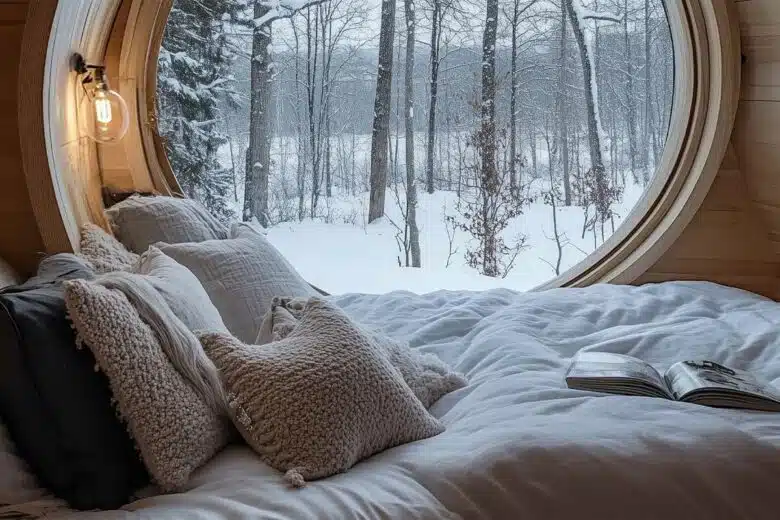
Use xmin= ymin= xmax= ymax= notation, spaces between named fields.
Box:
xmin=0 ymin=0 xmax=45 ymax=276
xmin=635 ymin=0 xmax=780 ymax=300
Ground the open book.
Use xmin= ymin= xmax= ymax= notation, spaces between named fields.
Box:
xmin=565 ymin=352 xmax=780 ymax=411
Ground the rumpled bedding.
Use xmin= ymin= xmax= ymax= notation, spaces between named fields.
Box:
xmin=49 ymin=281 xmax=780 ymax=519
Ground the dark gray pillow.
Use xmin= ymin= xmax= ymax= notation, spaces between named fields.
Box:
xmin=106 ymin=195 xmax=228 ymax=253
xmin=0 ymin=254 xmax=148 ymax=510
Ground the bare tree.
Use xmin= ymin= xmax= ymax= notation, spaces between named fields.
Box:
xmin=244 ymin=0 xmax=274 ymax=225
xmin=368 ymin=0 xmax=396 ymax=223
xmin=404 ymin=0 xmax=421 ymax=266
xmin=424 ymin=0 xmax=444 ymax=194
xmin=556 ymin=1 xmax=571 ymax=205
xmin=624 ymin=0 xmax=638 ymax=178
xmin=563 ymin=0 xmax=620 ymax=225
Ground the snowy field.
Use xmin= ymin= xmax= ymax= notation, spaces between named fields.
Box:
xmin=218 ymin=132 xmax=650 ymax=295
xmin=261 ymin=184 xmax=645 ymax=295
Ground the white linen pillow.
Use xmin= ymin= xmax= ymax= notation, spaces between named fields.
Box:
xmin=198 ymin=298 xmax=444 ymax=487
xmin=158 ymin=223 xmax=316 ymax=343
xmin=130 ymin=247 xmax=227 ymax=332
xmin=106 ymin=195 xmax=229 ymax=254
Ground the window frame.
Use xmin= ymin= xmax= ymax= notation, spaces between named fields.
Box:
xmin=28 ymin=0 xmax=740 ymax=291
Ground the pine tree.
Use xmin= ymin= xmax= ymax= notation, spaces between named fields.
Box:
xmin=157 ymin=0 xmax=247 ymax=222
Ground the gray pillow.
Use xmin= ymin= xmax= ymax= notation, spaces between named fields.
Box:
xmin=106 ymin=195 xmax=228 ymax=253
xmin=159 ymin=223 xmax=316 ymax=343
xmin=258 ymin=297 xmax=468 ymax=408
xmin=0 ymin=422 xmax=49 ymax=506
xmin=130 ymin=247 xmax=226 ymax=332
xmin=78 ymin=223 xmax=139 ymax=273
xmin=64 ymin=279 xmax=231 ymax=491
xmin=198 ymin=298 xmax=444 ymax=487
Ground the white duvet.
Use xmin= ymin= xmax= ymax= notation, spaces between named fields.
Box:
xmin=57 ymin=281 xmax=780 ymax=519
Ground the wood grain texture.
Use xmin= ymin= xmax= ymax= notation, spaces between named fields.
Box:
xmin=3 ymin=0 xmax=49 ymax=276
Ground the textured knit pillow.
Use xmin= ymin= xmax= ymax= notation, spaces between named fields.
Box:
xmin=106 ymin=195 xmax=229 ymax=254
xmin=258 ymin=297 xmax=468 ymax=408
xmin=130 ymin=247 xmax=226 ymax=332
xmin=79 ymin=223 xmax=139 ymax=273
xmin=64 ymin=279 xmax=231 ymax=491
xmin=199 ymin=298 xmax=444 ymax=487
xmin=159 ymin=223 xmax=316 ymax=343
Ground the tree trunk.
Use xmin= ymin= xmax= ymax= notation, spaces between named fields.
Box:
xmin=368 ymin=0 xmax=396 ymax=222
xmin=425 ymin=0 xmax=441 ymax=194
xmin=404 ymin=0 xmax=421 ymax=267
xmin=643 ymin=0 xmax=653 ymax=182
xmin=556 ymin=1 xmax=571 ymax=206
xmin=480 ymin=0 xmax=499 ymax=277
xmin=509 ymin=0 xmax=519 ymax=192
xmin=624 ymin=0 xmax=637 ymax=178
xmin=244 ymin=1 xmax=273 ymax=226
xmin=306 ymin=10 xmax=321 ymax=218
xmin=564 ymin=0 xmax=608 ymax=215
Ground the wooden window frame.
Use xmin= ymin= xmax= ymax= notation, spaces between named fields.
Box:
xmin=22 ymin=0 xmax=740 ymax=291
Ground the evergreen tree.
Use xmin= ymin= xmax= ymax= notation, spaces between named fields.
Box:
xmin=157 ymin=0 xmax=247 ymax=222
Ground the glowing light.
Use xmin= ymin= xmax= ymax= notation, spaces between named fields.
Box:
xmin=94 ymin=91 xmax=113 ymax=125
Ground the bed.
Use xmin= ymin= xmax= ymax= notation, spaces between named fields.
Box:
xmin=51 ymin=281 xmax=780 ymax=519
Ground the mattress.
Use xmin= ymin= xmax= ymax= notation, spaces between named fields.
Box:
xmin=55 ymin=281 xmax=780 ymax=519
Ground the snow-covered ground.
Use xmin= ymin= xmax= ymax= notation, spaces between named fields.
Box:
xmin=263 ymin=182 xmax=645 ymax=295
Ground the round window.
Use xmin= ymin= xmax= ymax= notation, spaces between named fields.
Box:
xmin=156 ymin=0 xmax=674 ymax=294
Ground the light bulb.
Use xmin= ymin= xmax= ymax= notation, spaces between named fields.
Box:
xmin=79 ymin=82 xmax=130 ymax=144
xmin=93 ymin=91 xmax=113 ymax=124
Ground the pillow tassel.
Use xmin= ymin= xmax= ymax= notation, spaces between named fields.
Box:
xmin=284 ymin=468 xmax=306 ymax=488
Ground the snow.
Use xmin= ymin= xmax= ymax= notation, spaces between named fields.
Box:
xmin=259 ymin=183 xmax=644 ymax=295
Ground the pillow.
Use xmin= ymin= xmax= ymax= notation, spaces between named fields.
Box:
xmin=198 ymin=298 xmax=444 ymax=487
xmin=159 ymin=223 xmax=316 ymax=343
xmin=0 ymin=255 xmax=148 ymax=510
xmin=79 ymin=223 xmax=139 ymax=273
xmin=64 ymin=279 xmax=231 ymax=491
xmin=106 ymin=195 xmax=229 ymax=253
xmin=0 ymin=256 xmax=20 ymax=289
xmin=0 ymin=422 xmax=47 ymax=505
xmin=129 ymin=247 xmax=226 ymax=332
xmin=258 ymin=297 xmax=468 ymax=408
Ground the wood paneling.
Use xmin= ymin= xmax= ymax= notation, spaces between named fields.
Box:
xmin=0 ymin=0 xmax=46 ymax=276
xmin=638 ymin=0 xmax=780 ymax=300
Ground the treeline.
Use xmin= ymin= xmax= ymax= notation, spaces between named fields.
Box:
xmin=157 ymin=0 xmax=672 ymax=277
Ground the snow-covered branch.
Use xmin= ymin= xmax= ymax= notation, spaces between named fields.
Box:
xmin=579 ymin=8 xmax=623 ymax=23
xmin=255 ymin=0 xmax=331 ymax=29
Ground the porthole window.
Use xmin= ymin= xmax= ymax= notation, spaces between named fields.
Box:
xmin=156 ymin=0 xmax=674 ymax=294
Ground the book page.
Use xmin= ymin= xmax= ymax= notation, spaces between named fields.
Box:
xmin=566 ymin=352 xmax=670 ymax=397
xmin=664 ymin=360 xmax=780 ymax=403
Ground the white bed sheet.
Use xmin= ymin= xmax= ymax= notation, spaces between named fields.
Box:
xmin=54 ymin=281 xmax=780 ymax=519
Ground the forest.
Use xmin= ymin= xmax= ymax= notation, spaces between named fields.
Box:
xmin=156 ymin=0 xmax=673 ymax=292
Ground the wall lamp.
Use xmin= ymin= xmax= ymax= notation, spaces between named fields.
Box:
xmin=72 ymin=53 xmax=129 ymax=144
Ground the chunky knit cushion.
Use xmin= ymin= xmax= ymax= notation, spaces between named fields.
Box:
xmin=199 ymin=298 xmax=444 ymax=487
xmin=106 ymin=195 xmax=229 ymax=254
xmin=258 ymin=297 xmax=468 ymax=408
xmin=64 ymin=280 xmax=231 ymax=491
xmin=79 ymin=223 xmax=139 ymax=273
